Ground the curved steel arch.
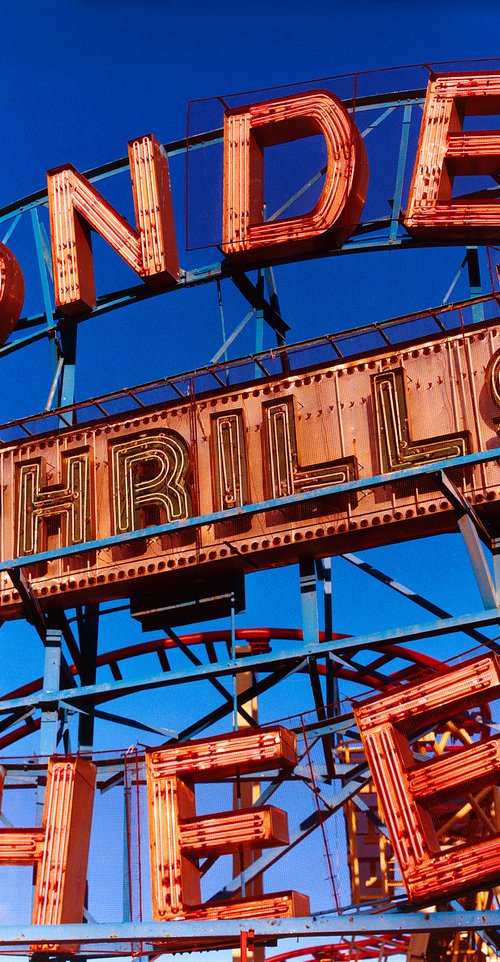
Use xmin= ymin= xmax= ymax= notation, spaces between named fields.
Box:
xmin=0 ymin=61 xmax=500 ymax=961
xmin=3 ymin=82 xmax=495 ymax=354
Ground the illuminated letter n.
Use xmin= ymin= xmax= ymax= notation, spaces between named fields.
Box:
xmin=48 ymin=134 xmax=179 ymax=314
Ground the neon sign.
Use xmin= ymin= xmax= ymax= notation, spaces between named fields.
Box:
xmin=0 ymin=728 xmax=308 ymax=939
xmin=354 ymin=655 xmax=500 ymax=901
xmin=1 ymin=71 xmax=500 ymax=341
xmin=1 ymin=317 xmax=500 ymax=616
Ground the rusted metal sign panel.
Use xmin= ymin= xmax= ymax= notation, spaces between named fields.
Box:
xmin=2 ymin=319 xmax=500 ymax=616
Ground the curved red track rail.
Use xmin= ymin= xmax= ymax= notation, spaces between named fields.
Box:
xmin=0 ymin=628 xmax=445 ymax=749
xmin=266 ymin=937 xmax=411 ymax=962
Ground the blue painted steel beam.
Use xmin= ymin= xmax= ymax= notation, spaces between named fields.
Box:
xmin=389 ymin=103 xmax=412 ymax=241
xmin=467 ymin=247 xmax=484 ymax=324
xmin=9 ymin=288 xmax=500 ymax=381
xmin=457 ymin=513 xmax=497 ymax=610
xmin=173 ymin=658 xmax=307 ymax=743
xmin=0 ymin=91 xmax=426 ymax=222
xmin=2 ymin=445 xmax=500 ymax=573
xmin=39 ymin=629 xmax=62 ymax=758
xmin=341 ymin=552 xmax=498 ymax=650
xmin=7 ymin=233 xmax=497 ymax=349
xmin=0 ymin=912 xmax=498 ymax=944
xmin=0 ymin=608 xmax=498 ymax=714
xmin=30 ymin=208 xmax=58 ymax=374
xmin=439 ymin=471 xmax=497 ymax=607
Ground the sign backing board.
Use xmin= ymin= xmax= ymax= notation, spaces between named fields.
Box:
xmin=2 ymin=317 xmax=500 ymax=617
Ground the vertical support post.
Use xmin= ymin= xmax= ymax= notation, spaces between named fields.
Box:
xmin=254 ymin=271 xmax=264 ymax=379
xmin=467 ymin=246 xmax=484 ymax=323
xmin=301 ymin=559 xmax=335 ymax=780
xmin=231 ymin=590 xmax=238 ymax=732
xmin=77 ymin=604 xmax=99 ymax=754
xmin=457 ymin=514 xmax=496 ymax=611
xmin=232 ymin=647 xmax=263 ymax=918
xmin=264 ymin=267 xmax=285 ymax=348
xmin=57 ymin=319 xmax=78 ymax=410
xmin=216 ymin=279 xmax=230 ymax=385
xmin=36 ymin=627 xmax=62 ymax=827
xmin=300 ymin=558 xmax=320 ymax=647
xmin=319 ymin=558 xmax=339 ymax=719
xmin=492 ymin=539 xmax=500 ymax=608
xmin=30 ymin=207 xmax=58 ymax=375
xmin=123 ymin=785 xmax=132 ymax=923
xmin=390 ymin=104 xmax=412 ymax=241
xmin=39 ymin=628 xmax=62 ymax=758
xmin=239 ymin=930 xmax=255 ymax=962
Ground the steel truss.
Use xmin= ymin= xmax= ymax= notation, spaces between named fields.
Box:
xmin=1 ymin=62 xmax=500 ymax=960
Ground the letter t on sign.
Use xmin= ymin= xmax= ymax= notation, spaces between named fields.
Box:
xmin=146 ymin=727 xmax=310 ymax=920
xmin=354 ymin=656 xmax=500 ymax=902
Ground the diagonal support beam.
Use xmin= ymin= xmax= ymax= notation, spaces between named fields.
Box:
xmin=439 ymin=471 xmax=497 ymax=609
xmin=175 ymin=658 xmax=307 ymax=744
xmin=2 ymin=610 xmax=500 ymax=714
xmin=231 ymin=271 xmax=289 ymax=338
xmin=7 ymin=568 xmax=76 ymax=688
xmin=7 ymin=567 xmax=47 ymax=642
xmin=211 ymin=767 xmax=370 ymax=901
xmin=439 ymin=469 xmax=491 ymax=544
xmin=342 ymin=551 xmax=499 ymax=651
xmin=164 ymin=625 xmax=256 ymax=729
xmin=455 ymin=515 xmax=496 ymax=610
xmin=59 ymin=700 xmax=177 ymax=739
xmin=48 ymin=609 xmax=83 ymax=675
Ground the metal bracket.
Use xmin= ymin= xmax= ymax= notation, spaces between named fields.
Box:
xmin=439 ymin=469 xmax=491 ymax=544
xmin=7 ymin=569 xmax=77 ymax=688
xmin=7 ymin=567 xmax=47 ymax=641
xmin=231 ymin=272 xmax=289 ymax=338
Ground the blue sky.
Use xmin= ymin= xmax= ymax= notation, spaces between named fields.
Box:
xmin=1 ymin=0 xmax=499 ymax=199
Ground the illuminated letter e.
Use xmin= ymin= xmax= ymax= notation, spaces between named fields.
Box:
xmin=405 ymin=72 xmax=500 ymax=238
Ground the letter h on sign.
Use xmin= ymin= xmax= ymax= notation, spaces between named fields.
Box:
xmin=354 ymin=656 xmax=500 ymax=902
xmin=146 ymin=727 xmax=310 ymax=920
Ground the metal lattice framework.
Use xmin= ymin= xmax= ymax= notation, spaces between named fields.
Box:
xmin=1 ymin=61 xmax=500 ymax=960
